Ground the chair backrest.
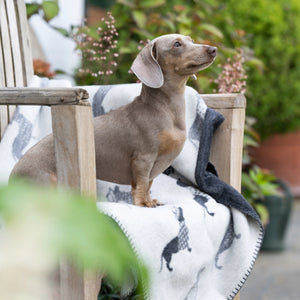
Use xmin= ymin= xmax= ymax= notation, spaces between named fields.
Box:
xmin=0 ymin=0 xmax=34 ymax=138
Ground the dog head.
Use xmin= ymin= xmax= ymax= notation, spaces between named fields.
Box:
xmin=131 ymin=34 xmax=217 ymax=88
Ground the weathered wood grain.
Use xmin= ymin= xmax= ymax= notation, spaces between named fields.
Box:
xmin=204 ymin=95 xmax=246 ymax=193
xmin=0 ymin=0 xmax=14 ymax=87
xmin=51 ymin=104 xmax=101 ymax=299
xmin=6 ymin=0 xmax=23 ymax=87
xmin=0 ymin=88 xmax=89 ymax=105
xmin=0 ymin=26 xmax=5 ymax=87
xmin=15 ymin=0 xmax=34 ymax=86
xmin=202 ymin=93 xmax=246 ymax=109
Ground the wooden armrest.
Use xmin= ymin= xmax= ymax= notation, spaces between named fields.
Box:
xmin=201 ymin=93 xmax=246 ymax=109
xmin=0 ymin=87 xmax=89 ymax=105
xmin=202 ymin=93 xmax=246 ymax=192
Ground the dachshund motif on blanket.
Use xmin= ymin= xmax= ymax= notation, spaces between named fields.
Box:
xmin=160 ymin=207 xmax=192 ymax=272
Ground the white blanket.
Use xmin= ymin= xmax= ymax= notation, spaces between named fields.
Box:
xmin=0 ymin=76 xmax=263 ymax=300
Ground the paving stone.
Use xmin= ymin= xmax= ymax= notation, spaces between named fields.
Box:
xmin=241 ymin=200 xmax=300 ymax=300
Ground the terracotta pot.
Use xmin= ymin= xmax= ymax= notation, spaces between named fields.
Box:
xmin=252 ymin=130 xmax=300 ymax=197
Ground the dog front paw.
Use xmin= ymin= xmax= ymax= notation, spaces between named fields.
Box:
xmin=145 ymin=198 xmax=162 ymax=208
xmin=135 ymin=198 xmax=162 ymax=208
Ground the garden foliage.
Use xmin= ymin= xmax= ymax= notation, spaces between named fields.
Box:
xmin=218 ymin=0 xmax=300 ymax=139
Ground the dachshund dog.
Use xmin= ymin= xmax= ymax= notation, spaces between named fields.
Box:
xmin=10 ymin=34 xmax=217 ymax=207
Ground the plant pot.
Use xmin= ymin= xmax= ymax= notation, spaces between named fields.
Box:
xmin=261 ymin=180 xmax=293 ymax=251
xmin=252 ymin=130 xmax=300 ymax=197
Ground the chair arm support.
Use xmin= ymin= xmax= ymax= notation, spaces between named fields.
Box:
xmin=203 ymin=93 xmax=246 ymax=192
xmin=0 ymin=87 xmax=89 ymax=105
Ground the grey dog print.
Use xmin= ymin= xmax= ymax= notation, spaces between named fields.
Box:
xmin=176 ymin=178 xmax=215 ymax=216
xmin=12 ymin=110 xmax=33 ymax=160
xmin=160 ymin=207 xmax=192 ymax=272
xmin=215 ymin=211 xmax=241 ymax=269
xmin=106 ymin=186 xmax=132 ymax=204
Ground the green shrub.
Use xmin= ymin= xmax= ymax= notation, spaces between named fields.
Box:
xmin=218 ymin=0 xmax=300 ymax=139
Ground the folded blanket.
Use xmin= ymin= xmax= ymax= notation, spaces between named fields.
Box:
xmin=0 ymin=76 xmax=263 ymax=300
xmin=86 ymin=83 xmax=263 ymax=300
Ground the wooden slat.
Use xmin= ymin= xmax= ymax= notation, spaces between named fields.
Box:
xmin=0 ymin=88 xmax=89 ymax=105
xmin=0 ymin=0 xmax=15 ymax=87
xmin=202 ymin=93 xmax=246 ymax=109
xmin=234 ymin=293 xmax=240 ymax=300
xmin=6 ymin=0 xmax=23 ymax=87
xmin=51 ymin=105 xmax=96 ymax=192
xmin=0 ymin=29 xmax=5 ymax=87
xmin=0 ymin=22 xmax=6 ymax=138
xmin=0 ymin=106 xmax=8 ymax=138
xmin=8 ymin=105 xmax=17 ymax=123
xmin=14 ymin=0 xmax=34 ymax=86
xmin=51 ymin=104 xmax=101 ymax=299
xmin=0 ymin=0 xmax=18 ymax=136
xmin=60 ymin=261 xmax=102 ymax=300
xmin=6 ymin=0 xmax=24 ymax=120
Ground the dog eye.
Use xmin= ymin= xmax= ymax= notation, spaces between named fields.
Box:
xmin=174 ymin=41 xmax=182 ymax=47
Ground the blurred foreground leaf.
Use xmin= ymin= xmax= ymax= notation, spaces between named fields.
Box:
xmin=0 ymin=180 xmax=147 ymax=299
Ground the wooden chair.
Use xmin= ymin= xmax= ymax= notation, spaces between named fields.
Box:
xmin=0 ymin=1 xmax=245 ymax=299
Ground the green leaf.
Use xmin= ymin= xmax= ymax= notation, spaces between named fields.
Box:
xmin=132 ymin=11 xmax=147 ymax=28
xmin=255 ymin=203 xmax=269 ymax=225
xmin=246 ymin=57 xmax=265 ymax=73
xmin=119 ymin=47 xmax=134 ymax=54
xmin=199 ymin=23 xmax=224 ymax=40
xmin=243 ymin=135 xmax=259 ymax=148
xmin=26 ymin=3 xmax=40 ymax=19
xmin=163 ymin=18 xmax=176 ymax=32
xmin=140 ymin=0 xmax=165 ymax=9
xmin=117 ymin=0 xmax=135 ymax=9
xmin=52 ymin=26 xmax=70 ymax=37
xmin=42 ymin=0 xmax=59 ymax=22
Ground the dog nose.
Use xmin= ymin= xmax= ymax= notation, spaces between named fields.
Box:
xmin=207 ymin=46 xmax=217 ymax=57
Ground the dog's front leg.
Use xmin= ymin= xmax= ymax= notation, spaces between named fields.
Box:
xmin=131 ymin=157 xmax=160 ymax=207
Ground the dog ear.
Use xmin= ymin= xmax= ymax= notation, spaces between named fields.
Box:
xmin=131 ymin=42 xmax=164 ymax=88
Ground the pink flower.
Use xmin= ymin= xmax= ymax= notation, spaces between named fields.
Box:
xmin=214 ymin=48 xmax=247 ymax=94
xmin=73 ymin=12 xmax=119 ymax=84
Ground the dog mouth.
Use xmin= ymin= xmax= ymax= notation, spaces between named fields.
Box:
xmin=186 ymin=60 xmax=214 ymax=71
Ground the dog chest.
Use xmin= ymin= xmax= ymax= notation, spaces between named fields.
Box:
xmin=158 ymin=129 xmax=186 ymax=156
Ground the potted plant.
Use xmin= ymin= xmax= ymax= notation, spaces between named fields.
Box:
xmin=242 ymin=118 xmax=293 ymax=251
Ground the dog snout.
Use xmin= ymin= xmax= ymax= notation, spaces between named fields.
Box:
xmin=207 ymin=46 xmax=217 ymax=58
